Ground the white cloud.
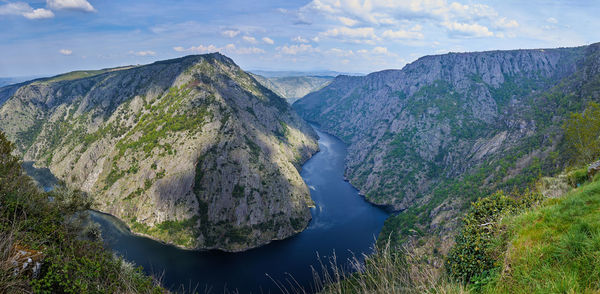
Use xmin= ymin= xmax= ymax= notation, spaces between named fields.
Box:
xmin=382 ymin=29 xmax=424 ymax=40
xmin=382 ymin=25 xmax=424 ymax=40
xmin=47 ymin=0 xmax=96 ymax=12
xmin=24 ymin=8 xmax=54 ymax=19
xmin=173 ymin=44 xmax=219 ymax=53
xmin=242 ymin=36 xmax=258 ymax=44
xmin=546 ymin=17 xmax=558 ymax=24
xmin=59 ymin=49 xmax=72 ymax=55
xmin=223 ymin=44 xmax=265 ymax=55
xmin=221 ymin=29 xmax=240 ymax=38
xmin=129 ymin=50 xmax=156 ymax=56
xmin=443 ymin=21 xmax=493 ymax=38
xmin=174 ymin=44 xmax=264 ymax=55
xmin=0 ymin=2 xmax=54 ymax=19
xmin=302 ymin=0 xmax=519 ymax=40
xmin=338 ymin=16 xmax=358 ymax=26
xmin=292 ymin=36 xmax=309 ymax=43
xmin=327 ymin=48 xmax=354 ymax=57
xmin=277 ymin=44 xmax=318 ymax=55
xmin=262 ymin=37 xmax=274 ymax=44
xmin=372 ymin=46 xmax=389 ymax=55
xmin=495 ymin=17 xmax=519 ymax=29
xmin=320 ymin=26 xmax=378 ymax=39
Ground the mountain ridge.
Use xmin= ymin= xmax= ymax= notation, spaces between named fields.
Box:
xmin=0 ymin=53 xmax=319 ymax=252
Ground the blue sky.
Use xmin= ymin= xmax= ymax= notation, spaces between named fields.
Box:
xmin=1 ymin=0 xmax=599 ymax=77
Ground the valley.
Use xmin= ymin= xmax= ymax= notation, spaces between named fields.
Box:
xmin=4 ymin=1 xmax=600 ymax=293
xmin=293 ymin=43 xmax=600 ymax=255
xmin=23 ymin=126 xmax=389 ymax=293
xmin=3 ymin=35 xmax=600 ymax=294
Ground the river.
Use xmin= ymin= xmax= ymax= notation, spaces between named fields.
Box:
xmin=26 ymin=127 xmax=390 ymax=293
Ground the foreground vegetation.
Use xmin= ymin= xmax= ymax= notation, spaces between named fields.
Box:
xmin=310 ymin=171 xmax=600 ymax=294
xmin=0 ymin=131 xmax=166 ymax=293
xmin=311 ymin=101 xmax=600 ymax=293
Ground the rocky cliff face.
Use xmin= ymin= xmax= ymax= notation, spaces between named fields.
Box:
xmin=293 ymin=44 xmax=600 ymax=250
xmin=295 ymin=46 xmax=584 ymax=210
xmin=0 ymin=53 xmax=319 ymax=251
xmin=251 ymin=74 xmax=333 ymax=104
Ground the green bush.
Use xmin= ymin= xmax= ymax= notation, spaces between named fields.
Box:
xmin=446 ymin=190 xmax=542 ymax=283
xmin=563 ymin=102 xmax=600 ymax=164
xmin=567 ymin=167 xmax=589 ymax=187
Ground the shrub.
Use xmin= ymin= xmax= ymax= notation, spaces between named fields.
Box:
xmin=446 ymin=190 xmax=542 ymax=283
xmin=563 ymin=102 xmax=600 ymax=164
xmin=567 ymin=167 xmax=589 ymax=187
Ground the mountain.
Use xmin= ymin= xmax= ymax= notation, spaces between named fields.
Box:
xmin=251 ymin=73 xmax=334 ymax=104
xmin=250 ymin=70 xmax=362 ymax=78
xmin=0 ymin=53 xmax=319 ymax=252
xmin=294 ymin=43 xmax=600 ymax=249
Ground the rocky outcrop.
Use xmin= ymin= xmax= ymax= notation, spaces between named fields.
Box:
xmin=588 ymin=160 xmax=600 ymax=178
xmin=0 ymin=53 xmax=319 ymax=251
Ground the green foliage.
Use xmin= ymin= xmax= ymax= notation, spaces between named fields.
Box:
xmin=275 ymin=121 xmax=290 ymax=141
xmin=245 ymin=136 xmax=261 ymax=163
xmin=114 ymin=85 xmax=210 ymax=161
xmin=232 ymin=184 xmax=245 ymax=198
xmin=40 ymin=69 xmax=114 ymax=83
xmin=102 ymin=85 xmax=211 ymax=188
xmin=446 ymin=190 xmax=542 ymax=283
xmin=0 ymin=131 xmax=165 ymax=293
xmin=30 ymin=242 xmax=162 ymax=294
xmin=289 ymin=217 xmax=305 ymax=231
xmin=223 ymin=225 xmax=252 ymax=244
xmin=567 ymin=167 xmax=589 ymax=187
xmin=563 ymin=101 xmax=600 ymax=164
xmin=488 ymin=75 xmax=543 ymax=110
xmin=407 ymin=80 xmax=462 ymax=119
xmin=131 ymin=216 xmax=199 ymax=248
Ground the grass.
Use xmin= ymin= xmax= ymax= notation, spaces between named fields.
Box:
xmin=482 ymin=177 xmax=600 ymax=293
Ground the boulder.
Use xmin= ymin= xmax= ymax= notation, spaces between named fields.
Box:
xmin=588 ymin=160 xmax=600 ymax=178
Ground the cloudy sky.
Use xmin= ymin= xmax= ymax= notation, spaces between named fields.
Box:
xmin=1 ymin=0 xmax=599 ymax=77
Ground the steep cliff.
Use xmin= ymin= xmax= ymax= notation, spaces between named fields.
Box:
xmin=294 ymin=44 xmax=600 ymax=248
xmin=0 ymin=53 xmax=319 ymax=251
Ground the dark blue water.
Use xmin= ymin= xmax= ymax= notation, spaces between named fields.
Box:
xmin=28 ymin=127 xmax=390 ymax=293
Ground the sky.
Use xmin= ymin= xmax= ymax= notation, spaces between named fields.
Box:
xmin=1 ymin=0 xmax=600 ymax=77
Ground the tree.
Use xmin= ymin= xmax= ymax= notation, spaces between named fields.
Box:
xmin=563 ymin=102 xmax=600 ymax=164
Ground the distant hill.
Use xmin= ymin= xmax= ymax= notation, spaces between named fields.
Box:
xmin=0 ymin=78 xmax=18 ymax=87
xmin=250 ymin=70 xmax=363 ymax=78
xmin=0 ymin=76 xmax=42 ymax=87
xmin=251 ymin=73 xmax=334 ymax=104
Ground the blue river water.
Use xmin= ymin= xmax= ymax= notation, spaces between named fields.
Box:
xmin=28 ymin=127 xmax=390 ymax=293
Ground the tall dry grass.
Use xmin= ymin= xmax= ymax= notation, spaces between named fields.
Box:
xmin=272 ymin=239 xmax=468 ymax=294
